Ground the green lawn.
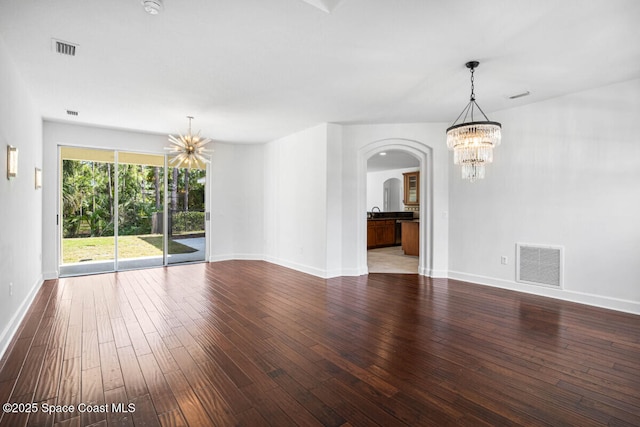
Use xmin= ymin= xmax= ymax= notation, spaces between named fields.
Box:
xmin=62 ymin=234 xmax=197 ymax=264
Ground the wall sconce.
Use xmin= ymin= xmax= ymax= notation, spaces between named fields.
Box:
xmin=7 ymin=145 xmax=18 ymax=179
xmin=35 ymin=167 xmax=42 ymax=189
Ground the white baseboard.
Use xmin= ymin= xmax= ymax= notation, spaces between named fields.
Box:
xmin=337 ymin=267 xmax=365 ymax=277
xmin=263 ymin=255 xmax=329 ymax=278
xmin=428 ymin=269 xmax=449 ymax=278
xmin=0 ymin=275 xmax=44 ymax=360
xmin=43 ymin=270 xmax=58 ymax=280
xmin=448 ymin=270 xmax=640 ymax=315
xmin=211 ymin=253 xmax=350 ymax=279
xmin=209 ymin=253 xmax=265 ymax=262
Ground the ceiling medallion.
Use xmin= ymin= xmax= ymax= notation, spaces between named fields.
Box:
xmin=446 ymin=61 xmax=502 ymax=182
xmin=165 ymin=116 xmax=213 ymax=169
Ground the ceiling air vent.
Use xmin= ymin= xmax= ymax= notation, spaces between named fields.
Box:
xmin=52 ymin=39 xmax=78 ymax=56
xmin=509 ymin=91 xmax=530 ymax=100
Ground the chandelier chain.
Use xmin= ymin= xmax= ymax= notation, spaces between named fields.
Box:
xmin=470 ymin=67 xmax=475 ymax=101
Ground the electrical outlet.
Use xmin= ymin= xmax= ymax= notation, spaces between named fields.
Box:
xmin=501 ymin=256 xmax=508 ymax=265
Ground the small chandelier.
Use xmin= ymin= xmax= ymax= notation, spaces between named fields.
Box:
xmin=446 ymin=61 xmax=502 ymax=182
xmin=165 ymin=116 xmax=213 ymax=169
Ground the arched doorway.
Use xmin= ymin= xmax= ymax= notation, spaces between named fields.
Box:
xmin=357 ymin=139 xmax=433 ymax=276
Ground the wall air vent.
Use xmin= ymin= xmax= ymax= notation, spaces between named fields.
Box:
xmin=52 ymin=39 xmax=78 ymax=56
xmin=66 ymin=110 xmax=78 ymax=116
xmin=516 ymin=243 xmax=563 ymax=288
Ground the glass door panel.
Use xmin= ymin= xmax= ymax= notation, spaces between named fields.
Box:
xmin=59 ymin=147 xmax=207 ymax=276
xmin=117 ymin=152 xmax=166 ymax=271
xmin=167 ymin=165 xmax=206 ymax=264
xmin=60 ymin=147 xmax=116 ymax=276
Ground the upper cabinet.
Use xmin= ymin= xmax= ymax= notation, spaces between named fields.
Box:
xmin=403 ymin=171 xmax=419 ymax=208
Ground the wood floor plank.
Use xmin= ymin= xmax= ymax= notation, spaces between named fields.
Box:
xmin=136 ymin=353 xmax=180 ymax=416
xmin=98 ymin=341 xmax=124 ymax=392
xmin=103 ymin=386 xmax=134 ymax=427
xmin=116 ymin=346 xmax=149 ymax=400
xmin=80 ymin=366 xmax=106 ymax=426
xmin=157 ymin=409 xmax=188 ymax=427
xmin=162 ymin=370 xmax=215 ymax=427
xmin=55 ymin=357 xmax=81 ymax=423
xmin=33 ymin=346 xmax=63 ymax=402
xmin=26 ymin=397 xmax=56 ymax=427
xmin=0 ymin=260 xmax=638 ymax=426
xmin=0 ymin=338 xmax=31 ymax=383
xmin=81 ymin=329 xmax=100 ymax=371
xmin=11 ymin=344 xmax=46 ymax=399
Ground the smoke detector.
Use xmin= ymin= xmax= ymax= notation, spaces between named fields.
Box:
xmin=142 ymin=0 xmax=163 ymax=15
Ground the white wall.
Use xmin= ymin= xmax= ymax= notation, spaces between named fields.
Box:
xmin=366 ymin=168 xmax=418 ymax=212
xmin=340 ymin=123 xmax=450 ymax=277
xmin=0 ymin=36 xmax=43 ymax=356
xmin=263 ymin=123 xmax=329 ymax=276
xmin=325 ymin=124 xmax=344 ymax=277
xmin=209 ymin=142 xmax=264 ymax=261
xmin=448 ymin=79 xmax=640 ymax=314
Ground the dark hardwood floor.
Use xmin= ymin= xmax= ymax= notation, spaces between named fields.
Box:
xmin=0 ymin=261 xmax=639 ymax=426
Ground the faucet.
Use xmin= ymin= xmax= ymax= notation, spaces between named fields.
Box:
xmin=371 ymin=206 xmax=381 ymax=212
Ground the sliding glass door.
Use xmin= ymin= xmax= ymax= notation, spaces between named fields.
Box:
xmin=59 ymin=147 xmax=207 ymax=276
xmin=167 ymin=165 xmax=206 ymax=264
xmin=60 ymin=148 xmax=116 ymax=276
xmin=117 ymin=152 xmax=166 ymax=270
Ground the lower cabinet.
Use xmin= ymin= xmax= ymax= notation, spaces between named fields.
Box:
xmin=401 ymin=221 xmax=419 ymax=256
xmin=367 ymin=220 xmax=396 ymax=249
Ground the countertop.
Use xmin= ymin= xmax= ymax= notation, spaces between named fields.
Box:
xmin=367 ymin=211 xmax=415 ymax=220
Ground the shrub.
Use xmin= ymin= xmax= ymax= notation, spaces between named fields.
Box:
xmin=171 ymin=210 xmax=205 ymax=234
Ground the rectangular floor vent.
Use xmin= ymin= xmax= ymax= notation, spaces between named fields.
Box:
xmin=516 ymin=243 xmax=563 ymax=288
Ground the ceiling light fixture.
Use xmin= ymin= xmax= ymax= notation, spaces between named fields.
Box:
xmin=142 ymin=0 xmax=163 ymax=15
xmin=165 ymin=116 xmax=213 ymax=169
xmin=446 ymin=61 xmax=502 ymax=182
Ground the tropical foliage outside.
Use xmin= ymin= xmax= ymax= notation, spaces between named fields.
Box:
xmin=62 ymin=158 xmax=205 ymax=263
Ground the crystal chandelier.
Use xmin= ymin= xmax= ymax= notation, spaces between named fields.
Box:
xmin=446 ymin=61 xmax=502 ymax=182
xmin=165 ymin=116 xmax=213 ymax=169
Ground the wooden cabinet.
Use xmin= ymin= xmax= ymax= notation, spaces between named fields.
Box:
xmin=403 ymin=171 xmax=419 ymax=207
xmin=367 ymin=220 xmax=396 ymax=249
xmin=401 ymin=221 xmax=419 ymax=256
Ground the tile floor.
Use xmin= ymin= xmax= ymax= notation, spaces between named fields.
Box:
xmin=367 ymin=245 xmax=418 ymax=273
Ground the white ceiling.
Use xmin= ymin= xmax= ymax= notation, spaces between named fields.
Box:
xmin=367 ymin=150 xmax=419 ymax=172
xmin=1 ymin=0 xmax=639 ymax=144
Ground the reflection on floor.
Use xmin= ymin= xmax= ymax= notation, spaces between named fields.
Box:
xmin=59 ymin=237 xmax=206 ymax=276
xmin=367 ymin=245 xmax=418 ymax=274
